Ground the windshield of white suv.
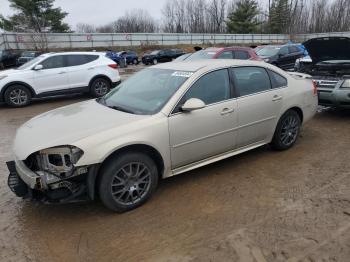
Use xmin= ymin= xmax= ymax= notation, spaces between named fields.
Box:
xmin=17 ymin=55 xmax=44 ymax=69
xmin=100 ymin=68 xmax=193 ymax=115
xmin=257 ymin=47 xmax=280 ymax=57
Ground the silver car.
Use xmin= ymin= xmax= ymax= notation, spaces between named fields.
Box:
xmin=7 ymin=60 xmax=318 ymax=212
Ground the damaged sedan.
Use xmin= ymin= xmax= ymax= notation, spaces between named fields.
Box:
xmin=7 ymin=60 xmax=318 ymax=212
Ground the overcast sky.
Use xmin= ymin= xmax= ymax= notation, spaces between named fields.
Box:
xmin=0 ymin=0 xmax=270 ymax=30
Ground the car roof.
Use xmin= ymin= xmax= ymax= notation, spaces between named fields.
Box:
xmin=152 ymin=59 xmax=269 ymax=72
xmin=40 ymin=51 xmax=104 ymax=57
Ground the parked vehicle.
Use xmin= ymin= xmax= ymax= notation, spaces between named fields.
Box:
xmin=142 ymin=49 xmax=185 ymax=65
xmin=105 ymin=50 xmax=126 ymax=67
xmin=118 ymin=51 xmax=139 ymax=65
xmin=300 ymin=37 xmax=350 ymax=108
xmin=257 ymin=44 xmax=304 ymax=70
xmin=0 ymin=52 xmax=120 ymax=107
xmin=184 ymin=47 xmax=261 ymax=61
xmin=294 ymin=55 xmax=312 ymax=72
xmin=0 ymin=49 xmax=19 ymax=69
xmin=6 ymin=60 xmax=318 ymax=212
xmin=16 ymin=51 xmax=42 ymax=66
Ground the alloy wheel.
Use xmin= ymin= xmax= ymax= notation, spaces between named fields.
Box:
xmin=111 ymin=162 xmax=151 ymax=205
xmin=94 ymin=80 xmax=108 ymax=96
xmin=9 ymin=88 xmax=28 ymax=106
xmin=280 ymin=115 xmax=299 ymax=146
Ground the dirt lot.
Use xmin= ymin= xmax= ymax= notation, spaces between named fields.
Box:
xmin=0 ymin=94 xmax=350 ymax=261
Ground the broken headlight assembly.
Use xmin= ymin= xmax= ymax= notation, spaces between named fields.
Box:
xmin=341 ymin=79 xmax=350 ymax=88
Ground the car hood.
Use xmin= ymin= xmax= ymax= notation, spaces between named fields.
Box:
xmin=0 ymin=69 xmax=18 ymax=76
xmin=303 ymin=37 xmax=350 ymax=64
xmin=13 ymin=100 xmax=150 ymax=160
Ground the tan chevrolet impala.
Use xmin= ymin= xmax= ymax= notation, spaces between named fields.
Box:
xmin=7 ymin=60 xmax=318 ymax=212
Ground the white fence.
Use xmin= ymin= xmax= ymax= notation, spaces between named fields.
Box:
xmin=0 ymin=31 xmax=349 ymax=51
xmin=0 ymin=32 xmax=289 ymax=50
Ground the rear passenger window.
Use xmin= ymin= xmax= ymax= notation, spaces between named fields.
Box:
xmin=234 ymin=51 xmax=249 ymax=60
xmin=232 ymin=67 xmax=271 ymax=96
xmin=66 ymin=55 xmax=98 ymax=66
xmin=268 ymin=70 xmax=288 ymax=88
xmin=217 ymin=51 xmax=233 ymax=59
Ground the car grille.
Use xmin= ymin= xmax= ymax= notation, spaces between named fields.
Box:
xmin=313 ymin=79 xmax=338 ymax=89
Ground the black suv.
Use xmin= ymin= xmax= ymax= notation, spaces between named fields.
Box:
xmin=257 ymin=45 xmax=304 ymax=70
xmin=0 ymin=49 xmax=19 ymax=69
xmin=16 ymin=51 xmax=42 ymax=66
xmin=142 ymin=49 xmax=185 ymax=65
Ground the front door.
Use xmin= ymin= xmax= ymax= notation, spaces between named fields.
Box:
xmin=33 ymin=55 xmax=69 ymax=94
xmin=169 ymin=69 xmax=238 ymax=169
xmin=231 ymin=66 xmax=284 ymax=148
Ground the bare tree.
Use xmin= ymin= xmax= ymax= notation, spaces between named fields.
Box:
xmin=76 ymin=23 xmax=96 ymax=33
xmin=207 ymin=0 xmax=227 ymax=33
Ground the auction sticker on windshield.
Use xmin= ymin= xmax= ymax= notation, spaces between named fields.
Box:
xmin=172 ymin=71 xmax=194 ymax=78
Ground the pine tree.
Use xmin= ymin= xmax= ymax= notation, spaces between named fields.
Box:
xmin=269 ymin=0 xmax=290 ymax=33
xmin=226 ymin=0 xmax=260 ymax=34
xmin=0 ymin=0 xmax=69 ymax=32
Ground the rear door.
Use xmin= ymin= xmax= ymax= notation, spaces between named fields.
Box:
xmin=232 ymin=66 xmax=284 ymax=148
xmin=65 ymin=54 xmax=99 ymax=89
xmin=33 ymin=55 xmax=69 ymax=94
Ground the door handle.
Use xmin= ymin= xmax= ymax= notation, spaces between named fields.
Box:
xmin=221 ymin=108 xmax=235 ymax=115
xmin=272 ymin=95 xmax=283 ymax=101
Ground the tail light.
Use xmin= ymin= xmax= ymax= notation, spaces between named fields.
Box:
xmin=312 ymin=80 xmax=318 ymax=96
xmin=108 ymin=64 xmax=118 ymax=69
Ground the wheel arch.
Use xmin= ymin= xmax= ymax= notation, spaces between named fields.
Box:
xmin=91 ymin=144 xmax=165 ymax=200
xmin=285 ymin=106 xmax=304 ymax=123
xmin=1 ymin=81 xmax=36 ymax=100
xmin=88 ymin=74 xmax=113 ymax=89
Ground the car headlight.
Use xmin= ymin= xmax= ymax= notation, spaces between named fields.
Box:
xmin=37 ymin=146 xmax=84 ymax=175
xmin=341 ymin=79 xmax=350 ymax=88
xmin=0 ymin=75 xmax=8 ymax=80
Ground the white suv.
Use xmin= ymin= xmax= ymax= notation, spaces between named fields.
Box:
xmin=0 ymin=52 xmax=121 ymax=107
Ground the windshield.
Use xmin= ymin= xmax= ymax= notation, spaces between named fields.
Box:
xmin=257 ymin=47 xmax=280 ymax=57
xmin=17 ymin=55 xmax=44 ymax=70
xmin=101 ymin=68 xmax=192 ymax=115
xmin=186 ymin=50 xmax=216 ymax=61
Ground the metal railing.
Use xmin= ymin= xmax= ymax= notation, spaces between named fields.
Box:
xmin=0 ymin=31 xmax=349 ymax=51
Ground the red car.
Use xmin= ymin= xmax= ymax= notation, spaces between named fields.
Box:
xmin=184 ymin=47 xmax=261 ymax=61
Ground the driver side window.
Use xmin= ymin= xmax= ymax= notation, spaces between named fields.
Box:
xmin=279 ymin=47 xmax=289 ymax=56
xmin=173 ymin=69 xmax=231 ymax=113
xmin=41 ymin=56 xmax=65 ymax=69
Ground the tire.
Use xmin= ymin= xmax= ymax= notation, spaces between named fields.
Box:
xmin=132 ymin=58 xmax=138 ymax=65
xmin=98 ymin=152 xmax=159 ymax=212
xmin=89 ymin=78 xmax=111 ymax=98
xmin=153 ymin=58 xmax=158 ymax=65
xmin=4 ymin=85 xmax=31 ymax=107
xmin=0 ymin=62 xmax=4 ymax=70
xmin=271 ymin=110 xmax=301 ymax=150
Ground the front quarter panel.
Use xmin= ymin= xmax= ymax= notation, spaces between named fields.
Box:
xmin=73 ymin=113 xmax=172 ymax=178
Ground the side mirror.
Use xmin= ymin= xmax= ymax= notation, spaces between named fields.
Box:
xmin=33 ymin=64 xmax=43 ymax=70
xmin=181 ymin=98 xmax=205 ymax=112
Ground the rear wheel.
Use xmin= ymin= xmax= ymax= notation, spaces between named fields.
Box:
xmin=132 ymin=58 xmax=138 ymax=65
xmin=4 ymin=85 xmax=31 ymax=107
xmin=99 ymin=152 xmax=159 ymax=212
xmin=271 ymin=110 xmax=301 ymax=150
xmin=89 ymin=78 xmax=111 ymax=97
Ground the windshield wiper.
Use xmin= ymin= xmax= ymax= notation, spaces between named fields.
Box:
xmin=108 ymin=105 xmax=135 ymax=114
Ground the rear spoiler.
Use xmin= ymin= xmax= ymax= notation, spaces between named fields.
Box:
xmin=287 ymin=72 xmax=312 ymax=79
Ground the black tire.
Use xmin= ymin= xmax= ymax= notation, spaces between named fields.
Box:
xmin=152 ymin=58 xmax=158 ymax=65
xmin=89 ymin=78 xmax=111 ymax=98
xmin=271 ymin=110 xmax=301 ymax=150
xmin=98 ymin=152 xmax=159 ymax=212
xmin=0 ymin=62 xmax=4 ymax=70
xmin=132 ymin=58 xmax=138 ymax=65
xmin=4 ymin=85 xmax=31 ymax=107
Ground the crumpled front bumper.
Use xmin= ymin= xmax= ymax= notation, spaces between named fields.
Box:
xmin=6 ymin=160 xmax=100 ymax=203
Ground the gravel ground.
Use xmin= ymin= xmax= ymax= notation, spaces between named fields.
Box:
xmin=0 ymin=82 xmax=349 ymax=261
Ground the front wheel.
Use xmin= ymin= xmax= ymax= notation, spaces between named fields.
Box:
xmin=153 ymin=58 xmax=158 ymax=65
xmin=89 ymin=78 xmax=111 ymax=97
xmin=271 ymin=110 xmax=301 ymax=150
xmin=4 ymin=85 xmax=32 ymax=107
xmin=98 ymin=152 xmax=159 ymax=212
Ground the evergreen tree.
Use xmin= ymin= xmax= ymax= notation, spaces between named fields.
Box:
xmin=226 ymin=0 xmax=260 ymax=34
xmin=0 ymin=0 xmax=69 ymax=32
xmin=269 ymin=0 xmax=290 ymax=33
